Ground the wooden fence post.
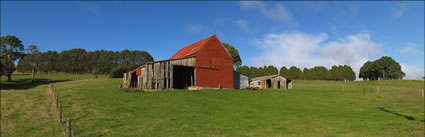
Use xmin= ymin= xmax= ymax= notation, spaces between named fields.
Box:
xmin=56 ymin=94 xmax=59 ymax=109
xmin=377 ymin=86 xmax=380 ymax=95
xmin=58 ymin=103 xmax=62 ymax=123
xmin=422 ymin=89 xmax=424 ymax=98
xmin=67 ymin=118 xmax=71 ymax=137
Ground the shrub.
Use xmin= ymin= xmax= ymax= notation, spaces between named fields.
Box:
xmin=109 ymin=64 xmax=135 ymax=78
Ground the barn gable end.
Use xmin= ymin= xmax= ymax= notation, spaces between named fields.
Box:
xmin=195 ymin=35 xmax=234 ymax=88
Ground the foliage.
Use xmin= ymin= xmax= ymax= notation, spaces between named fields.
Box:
xmin=359 ymin=56 xmax=405 ymax=80
xmin=109 ymin=64 xmax=136 ymax=78
xmin=327 ymin=65 xmax=356 ymax=81
xmin=236 ymin=65 xmax=278 ymax=78
xmin=239 ymin=64 xmax=355 ymax=81
xmin=287 ymin=66 xmax=304 ymax=80
xmin=222 ymin=42 xmax=242 ymax=68
xmin=17 ymin=48 xmax=153 ymax=75
xmin=0 ymin=35 xmax=25 ymax=81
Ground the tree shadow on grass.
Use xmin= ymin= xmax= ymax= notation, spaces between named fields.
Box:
xmin=377 ymin=107 xmax=415 ymax=120
xmin=1 ymin=78 xmax=70 ymax=90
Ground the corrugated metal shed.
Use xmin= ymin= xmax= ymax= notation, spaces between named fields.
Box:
xmin=234 ymin=71 xmax=249 ymax=89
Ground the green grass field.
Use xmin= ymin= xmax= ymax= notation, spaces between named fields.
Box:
xmin=1 ymin=74 xmax=424 ymax=137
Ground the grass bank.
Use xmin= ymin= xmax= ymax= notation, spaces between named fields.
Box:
xmin=1 ymin=75 xmax=424 ymax=136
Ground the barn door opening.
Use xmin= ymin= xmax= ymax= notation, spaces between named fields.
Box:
xmin=130 ymin=71 xmax=137 ymax=88
xmin=172 ymin=66 xmax=195 ymax=89
xmin=266 ymin=79 xmax=272 ymax=88
xmin=277 ymin=81 xmax=281 ymax=89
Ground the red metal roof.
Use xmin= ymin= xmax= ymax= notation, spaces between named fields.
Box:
xmin=170 ymin=35 xmax=216 ymax=59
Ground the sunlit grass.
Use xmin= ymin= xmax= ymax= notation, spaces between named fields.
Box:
xmin=1 ymin=74 xmax=424 ymax=136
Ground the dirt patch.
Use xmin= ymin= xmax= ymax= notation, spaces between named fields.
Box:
xmin=245 ymin=87 xmax=260 ymax=90
xmin=126 ymin=89 xmax=144 ymax=92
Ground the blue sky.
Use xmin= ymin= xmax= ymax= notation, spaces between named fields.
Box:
xmin=1 ymin=1 xmax=424 ymax=79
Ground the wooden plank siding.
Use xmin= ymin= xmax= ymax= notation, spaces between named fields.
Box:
xmin=123 ymin=57 xmax=196 ymax=90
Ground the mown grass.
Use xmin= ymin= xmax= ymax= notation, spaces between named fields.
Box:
xmin=1 ymin=74 xmax=424 ymax=137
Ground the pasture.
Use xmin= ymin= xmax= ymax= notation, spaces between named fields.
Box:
xmin=1 ymin=74 xmax=424 ymax=137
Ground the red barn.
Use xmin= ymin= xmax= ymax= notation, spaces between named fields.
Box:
xmin=123 ymin=34 xmax=234 ymax=89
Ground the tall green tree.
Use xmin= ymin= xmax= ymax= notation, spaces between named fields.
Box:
xmin=303 ymin=68 xmax=311 ymax=80
xmin=343 ymin=65 xmax=356 ymax=81
xmin=222 ymin=43 xmax=242 ymax=68
xmin=26 ymin=45 xmax=42 ymax=82
xmin=41 ymin=50 xmax=59 ymax=73
xmin=359 ymin=56 xmax=404 ymax=80
xmin=0 ymin=35 xmax=25 ymax=81
xmin=287 ymin=66 xmax=303 ymax=80
xmin=280 ymin=66 xmax=289 ymax=78
xmin=309 ymin=66 xmax=329 ymax=80
xmin=57 ymin=48 xmax=87 ymax=73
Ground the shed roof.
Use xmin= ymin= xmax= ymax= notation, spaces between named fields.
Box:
xmin=251 ymin=74 xmax=284 ymax=81
xmin=170 ymin=34 xmax=216 ymax=59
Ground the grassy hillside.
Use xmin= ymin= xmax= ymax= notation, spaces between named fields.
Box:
xmin=1 ymin=74 xmax=424 ymax=137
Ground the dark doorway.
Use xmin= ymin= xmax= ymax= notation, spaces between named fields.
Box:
xmin=286 ymin=79 xmax=292 ymax=89
xmin=130 ymin=71 xmax=137 ymax=88
xmin=266 ymin=79 xmax=272 ymax=88
xmin=173 ymin=66 xmax=195 ymax=89
xmin=277 ymin=81 xmax=281 ymax=89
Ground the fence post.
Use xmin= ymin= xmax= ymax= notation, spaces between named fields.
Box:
xmin=422 ymin=89 xmax=424 ymax=98
xmin=377 ymin=86 xmax=380 ymax=95
xmin=67 ymin=118 xmax=71 ymax=137
xmin=58 ymin=103 xmax=62 ymax=123
xmin=56 ymin=94 xmax=59 ymax=109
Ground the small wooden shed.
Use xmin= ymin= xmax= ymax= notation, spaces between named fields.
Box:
xmin=250 ymin=75 xmax=292 ymax=89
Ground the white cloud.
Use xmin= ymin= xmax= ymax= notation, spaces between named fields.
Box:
xmin=235 ymin=19 xmax=256 ymax=33
xmin=251 ymin=32 xmax=383 ymax=79
xmin=240 ymin=1 xmax=296 ymax=26
xmin=393 ymin=3 xmax=408 ymax=19
xmin=184 ymin=24 xmax=204 ymax=33
xmin=401 ymin=64 xmax=424 ymax=80
xmin=400 ymin=43 xmax=420 ymax=56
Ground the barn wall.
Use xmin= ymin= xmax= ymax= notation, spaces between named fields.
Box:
xmin=195 ymin=37 xmax=233 ymax=88
xmin=134 ymin=57 xmax=196 ymax=90
xmin=250 ymin=80 xmax=261 ymax=88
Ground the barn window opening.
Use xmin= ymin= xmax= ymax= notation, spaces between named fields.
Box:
xmin=172 ymin=66 xmax=195 ymax=89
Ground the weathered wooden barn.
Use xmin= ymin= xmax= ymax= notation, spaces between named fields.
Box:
xmin=249 ymin=75 xmax=292 ymax=89
xmin=123 ymin=34 xmax=234 ymax=90
xmin=233 ymin=71 xmax=249 ymax=89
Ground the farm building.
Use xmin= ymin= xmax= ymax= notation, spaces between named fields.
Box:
xmin=250 ymin=75 xmax=292 ymax=89
xmin=233 ymin=71 xmax=249 ymax=89
xmin=123 ymin=34 xmax=234 ymax=90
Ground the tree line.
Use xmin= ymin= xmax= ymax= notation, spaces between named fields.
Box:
xmin=18 ymin=48 xmax=153 ymax=75
xmin=1 ymin=35 xmax=153 ymax=81
xmin=236 ymin=65 xmax=356 ymax=81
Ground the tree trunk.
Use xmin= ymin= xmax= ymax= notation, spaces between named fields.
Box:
xmin=7 ymin=74 xmax=12 ymax=82
xmin=32 ymin=68 xmax=35 ymax=82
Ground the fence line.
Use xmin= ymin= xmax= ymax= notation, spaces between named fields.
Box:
xmin=47 ymin=84 xmax=73 ymax=137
